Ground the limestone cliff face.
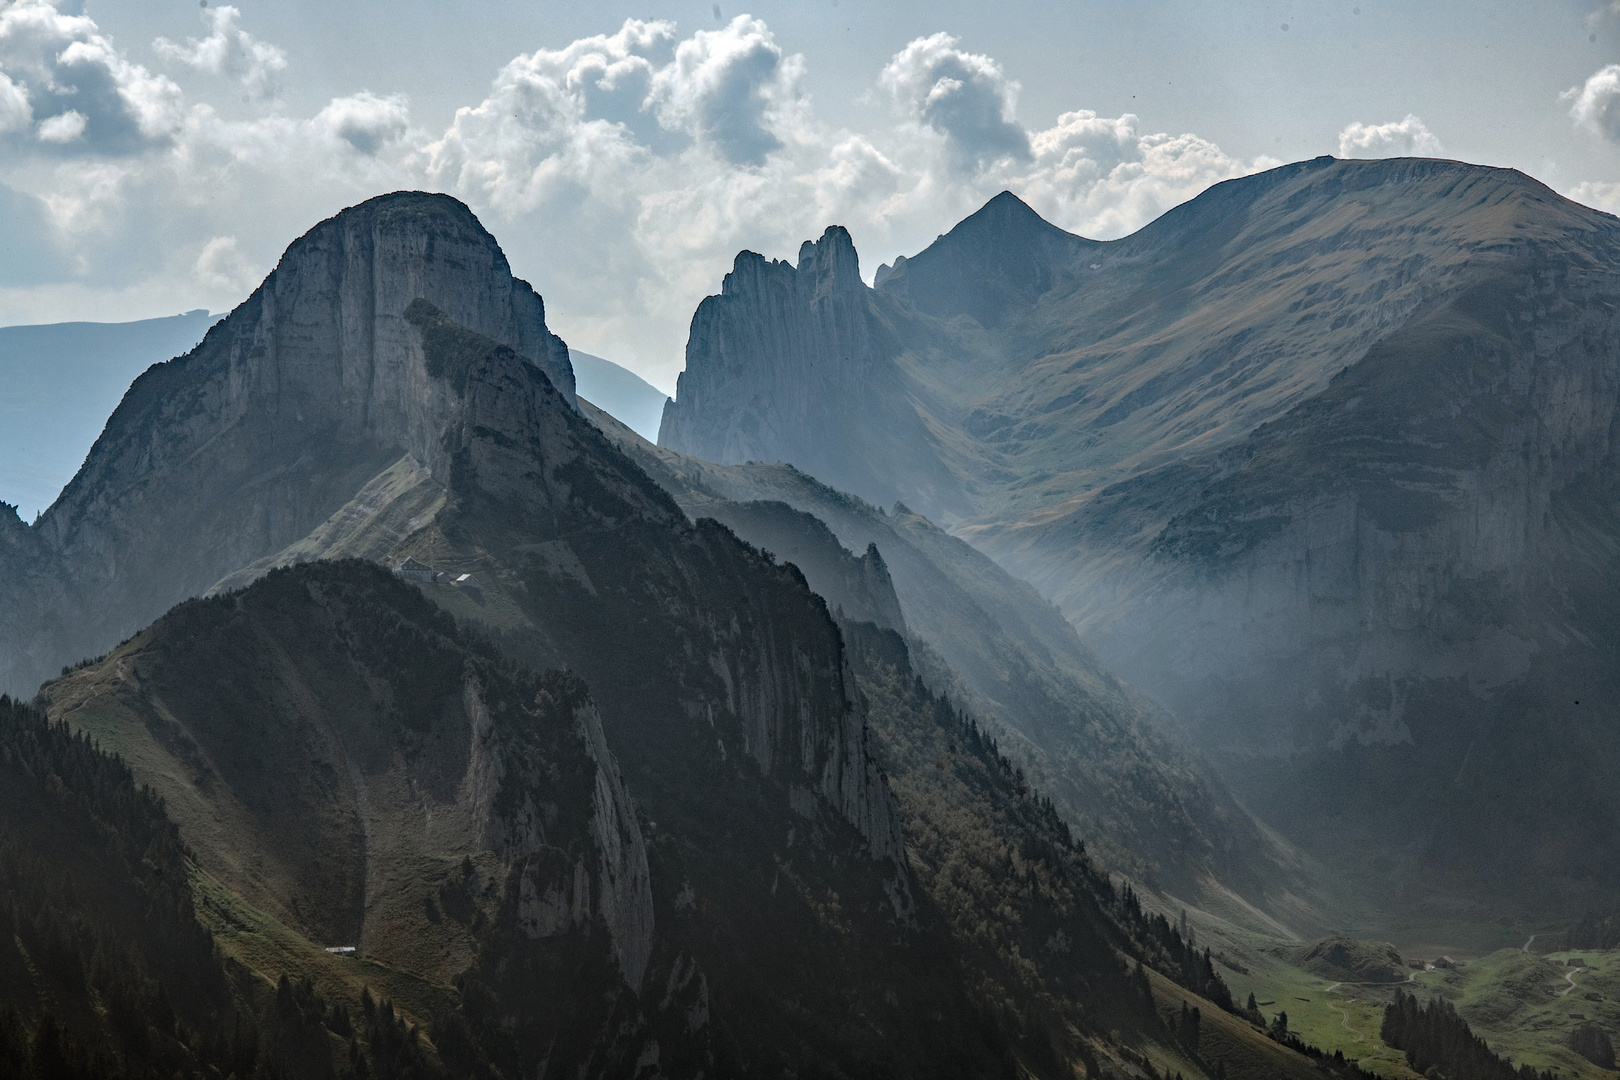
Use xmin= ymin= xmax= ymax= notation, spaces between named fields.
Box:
xmin=0 ymin=192 xmax=573 ymax=697
xmin=424 ymin=313 xmax=908 ymax=876
xmin=470 ymin=676 xmax=654 ymax=990
xmin=659 ymin=227 xmax=971 ymax=520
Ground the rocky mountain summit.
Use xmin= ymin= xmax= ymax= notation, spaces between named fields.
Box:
xmin=0 ymin=192 xmax=573 ymax=697
xmin=660 ymin=157 xmax=1620 ymax=911
xmin=659 ymin=224 xmax=975 ymax=520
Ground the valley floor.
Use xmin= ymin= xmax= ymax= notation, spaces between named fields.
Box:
xmin=1144 ymin=883 xmax=1619 ymax=1080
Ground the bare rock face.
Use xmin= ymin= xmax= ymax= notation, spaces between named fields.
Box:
xmin=0 ymin=192 xmax=573 ymax=696
xmin=659 ymin=226 xmax=971 ymax=521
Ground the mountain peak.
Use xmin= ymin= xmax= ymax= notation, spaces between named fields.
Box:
xmin=876 ymin=189 xmax=1096 ymax=324
xmin=797 ymin=224 xmax=862 ymax=294
xmin=0 ymin=190 xmax=577 ymax=695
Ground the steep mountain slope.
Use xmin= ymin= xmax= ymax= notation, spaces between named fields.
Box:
xmin=658 ymin=156 xmax=1620 ymax=911
xmin=1019 ymin=256 xmax=1620 ymax=912
xmin=0 ymin=309 xmax=215 ymax=520
xmin=592 ymin=402 xmax=1313 ymax=922
xmin=42 ymin=559 xmax=1331 ymax=1080
xmin=0 ymin=695 xmax=252 ymax=1079
xmin=44 ymin=560 xmax=961 ymax=1077
xmin=0 ymin=191 xmax=574 ymax=699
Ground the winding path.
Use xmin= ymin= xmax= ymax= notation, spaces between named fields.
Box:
xmin=1560 ymin=968 xmax=1580 ymax=997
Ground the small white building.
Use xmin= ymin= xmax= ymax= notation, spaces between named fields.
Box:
xmin=394 ymin=557 xmax=435 ymax=582
xmin=324 ymin=946 xmax=358 ymax=957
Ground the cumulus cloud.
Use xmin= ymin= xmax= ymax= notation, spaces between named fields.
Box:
xmin=880 ymin=32 xmax=1029 ymax=173
xmin=1566 ymin=179 xmax=1620 ymax=215
xmin=1020 ymin=112 xmax=1271 ymax=239
xmin=154 ymin=5 xmax=287 ymax=102
xmin=193 ymin=235 xmax=258 ymax=292
xmin=37 ymin=108 xmax=84 ymax=142
xmin=1565 ymin=64 xmax=1620 ymax=143
xmin=650 ymin=16 xmax=802 ymax=166
xmin=0 ymin=0 xmax=182 ymax=154
xmin=1337 ymin=114 xmax=1441 ymax=158
xmin=427 ymin=19 xmax=675 ymax=214
xmin=313 ymin=91 xmax=410 ymax=155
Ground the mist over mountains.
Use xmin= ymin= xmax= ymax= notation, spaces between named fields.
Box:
xmin=662 ymin=154 xmax=1620 ymax=914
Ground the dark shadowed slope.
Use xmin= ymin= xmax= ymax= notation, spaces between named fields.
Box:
xmin=592 ymin=401 xmax=1319 ymax=927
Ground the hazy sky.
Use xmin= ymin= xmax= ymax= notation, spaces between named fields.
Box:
xmin=3 ymin=0 xmax=1619 ymax=390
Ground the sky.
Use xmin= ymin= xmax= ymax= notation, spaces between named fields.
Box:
xmin=3 ymin=0 xmax=1620 ymax=392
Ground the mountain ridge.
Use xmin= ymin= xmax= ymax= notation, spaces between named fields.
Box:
xmin=658 ymin=155 xmax=1620 ymax=911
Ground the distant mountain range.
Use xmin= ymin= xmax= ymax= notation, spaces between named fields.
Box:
xmin=569 ymin=348 xmax=669 ymax=442
xmin=0 ymin=310 xmax=216 ymax=520
xmin=661 ymin=156 xmax=1620 ymax=914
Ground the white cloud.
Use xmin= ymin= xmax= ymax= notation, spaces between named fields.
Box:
xmin=0 ymin=0 xmax=182 ymax=155
xmin=1566 ymin=179 xmax=1620 ymax=215
xmin=1588 ymin=1 xmax=1620 ymax=33
xmin=1019 ymin=114 xmax=1275 ymax=240
xmin=37 ymin=108 xmax=85 ymax=142
xmin=650 ymin=16 xmax=805 ymax=166
xmin=426 ymin=19 xmax=674 ymax=215
xmin=879 ymin=32 xmax=1029 ymax=173
xmin=312 ymin=91 xmax=410 ymax=155
xmin=193 ymin=234 xmax=258 ymax=292
xmin=0 ymin=70 xmax=29 ymax=132
xmin=1337 ymin=114 xmax=1441 ymax=158
xmin=154 ymin=5 xmax=287 ymax=103
xmin=1565 ymin=64 xmax=1620 ymax=143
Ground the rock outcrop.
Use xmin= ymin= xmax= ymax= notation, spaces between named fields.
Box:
xmin=659 ymin=225 xmax=972 ymax=520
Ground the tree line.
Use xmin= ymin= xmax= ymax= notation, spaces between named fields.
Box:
xmin=1380 ymin=990 xmax=1555 ymax=1080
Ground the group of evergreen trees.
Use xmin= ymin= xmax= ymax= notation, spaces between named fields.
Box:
xmin=1380 ymin=990 xmax=1556 ymax=1080
xmin=1114 ymin=883 xmax=1236 ymax=1012
xmin=1569 ymin=909 xmax=1620 ymax=950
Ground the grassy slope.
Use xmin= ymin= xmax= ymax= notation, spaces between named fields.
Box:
xmin=191 ymin=865 xmax=455 ymax=1038
xmin=1146 ymin=885 xmax=1620 ymax=1080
